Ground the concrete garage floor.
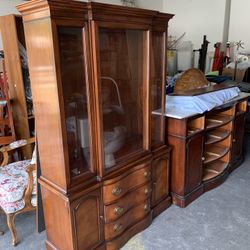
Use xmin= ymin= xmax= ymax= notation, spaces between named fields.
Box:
xmin=1 ymin=135 xmax=250 ymax=250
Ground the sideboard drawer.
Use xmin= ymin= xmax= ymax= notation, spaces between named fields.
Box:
xmin=104 ymin=199 xmax=151 ymax=241
xmin=104 ymin=182 xmax=152 ymax=223
xmin=103 ymin=164 xmax=151 ymax=204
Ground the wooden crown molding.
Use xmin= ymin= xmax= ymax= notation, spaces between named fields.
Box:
xmin=17 ymin=0 xmax=88 ymax=22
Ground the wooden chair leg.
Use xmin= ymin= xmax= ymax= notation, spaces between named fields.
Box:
xmin=7 ymin=214 xmax=18 ymax=246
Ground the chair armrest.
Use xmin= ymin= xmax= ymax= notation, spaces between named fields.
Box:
xmin=0 ymin=137 xmax=35 ymax=167
xmin=24 ymin=164 xmax=36 ymax=206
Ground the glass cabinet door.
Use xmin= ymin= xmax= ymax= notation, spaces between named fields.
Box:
xmin=151 ymin=32 xmax=166 ymax=148
xmin=58 ymin=27 xmax=91 ymax=178
xmin=98 ymin=27 xmax=149 ymax=170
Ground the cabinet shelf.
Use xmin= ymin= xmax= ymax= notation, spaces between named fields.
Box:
xmin=203 ymin=160 xmax=228 ymax=181
xmin=204 ymin=145 xmax=230 ymax=165
xmin=205 ymin=129 xmax=231 ymax=145
xmin=187 ymin=127 xmax=202 ymax=136
xmin=206 ymin=115 xmax=233 ymax=130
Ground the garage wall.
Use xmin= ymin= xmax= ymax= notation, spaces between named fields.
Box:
xmin=229 ymin=0 xmax=250 ymax=52
xmin=83 ymin=0 xmax=164 ymax=10
xmin=0 ymin=0 xmax=25 ymax=49
xmin=163 ymin=0 xmax=227 ymax=51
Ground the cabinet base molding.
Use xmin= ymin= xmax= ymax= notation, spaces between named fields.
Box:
xmin=203 ymin=168 xmax=229 ymax=193
xmin=153 ymin=196 xmax=171 ymax=218
xmin=105 ymin=213 xmax=152 ymax=250
xmin=229 ymin=157 xmax=244 ymax=173
xmin=172 ymin=185 xmax=204 ymax=208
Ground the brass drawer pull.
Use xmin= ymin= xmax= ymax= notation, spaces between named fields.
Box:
xmin=144 ymin=188 xmax=152 ymax=195
xmin=113 ymin=223 xmax=123 ymax=232
xmin=202 ymin=157 xmax=205 ymax=161
xmin=112 ymin=186 xmax=122 ymax=196
xmin=144 ymin=171 xmax=151 ymax=179
xmin=114 ymin=206 xmax=124 ymax=216
xmin=144 ymin=203 xmax=150 ymax=212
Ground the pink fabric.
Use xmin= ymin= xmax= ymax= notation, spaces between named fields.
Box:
xmin=0 ymin=160 xmax=36 ymax=214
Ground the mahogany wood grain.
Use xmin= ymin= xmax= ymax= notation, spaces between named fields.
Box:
xmin=231 ymin=113 xmax=245 ymax=162
xmin=103 ymin=164 xmax=151 ymax=204
xmin=40 ymin=186 xmax=74 ymax=250
xmin=17 ymin=1 xmax=173 ymax=249
xmin=105 ymin=213 xmax=152 ymax=250
xmin=104 ymin=182 xmax=151 ymax=223
xmin=151 ymin=154 xmax=170 ymax=206
xmin=166 ymin=95 xmax=249 ymax=208
xmin=23 ymin=18 xmax=69 ymax=189
xmin=71 ymin=189 xmax=104 ymax=250
xmin=153 ymin=196 xmax=171 ymax=218
xmin=104 ymin=200 xmax=150 ymax=240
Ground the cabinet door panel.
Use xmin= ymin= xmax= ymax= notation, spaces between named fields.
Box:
xmin=97 ymin=27 xmax=149 ymax=172
xmin=186 ymin=133 xmax=203 ymax=192
xmin=232 ymin=113 xmax=245 ymax=160
xmin=152 ymin=156 xmax=169 ymax=205
xmin=72 ymin=189 xmax=104 ymax=250
xmin=58 ymin=26 xmax=92 ymax=178
xmin=151 ymin=31 xmax=166 ymax=148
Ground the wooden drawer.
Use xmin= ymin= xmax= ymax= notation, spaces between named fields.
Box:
xmin=103 ymin=164 xmax=151 ymax=204
xmin=104 ymin=182 xmax=152 ymax=223
xmin=104 ymin=200 xmax=151 ymax=241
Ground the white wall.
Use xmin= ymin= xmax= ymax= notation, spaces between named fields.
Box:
xmin=136 ymin=0 xmax=163 ymax=11
xmin=229 ymin=0 xmax=250 ymax=53
xmin=88 ymin=0 xmax=164 ymax=10
xmin=0 ymin=0 xmax=25 ymax=49
xmin=163 ymin=0 xmax=227 ymax=51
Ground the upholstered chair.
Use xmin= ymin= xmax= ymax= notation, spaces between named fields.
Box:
xmin=0 ymin=137 xmax=36 ymax=246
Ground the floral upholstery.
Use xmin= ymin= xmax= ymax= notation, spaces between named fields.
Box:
xmin=0 ymin=160 xmax=36 ymax=214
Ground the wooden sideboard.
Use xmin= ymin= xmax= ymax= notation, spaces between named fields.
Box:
xmin=17 ymin=1 xmax=173 ymax=249
xmin=166 ymin=91 xmax=249 ymax=207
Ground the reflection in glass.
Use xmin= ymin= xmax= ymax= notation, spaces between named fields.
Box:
xmin=58 ymin=27 xmax=90 ymax=177
xmin=99 ymin=28 xmax=145 ymax=169
xmin=151 ymin=32 xmax=165 ymax=147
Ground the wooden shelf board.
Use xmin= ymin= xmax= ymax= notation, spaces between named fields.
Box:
xmin=205 ymin=129 xmax=231 ymax=145
xmin=187 ymin=126 xmax=202 ymax=136
xmin=203 ymin=160 xmax=228 ymax=181
xmin=204 ymin=145 xmax=229 ymax=164
xmin=206 ymin=115 xmax=233 ymax=130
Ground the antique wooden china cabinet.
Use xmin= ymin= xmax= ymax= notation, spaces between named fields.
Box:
xmin=17 ymin=1 xmax=173 ymax=249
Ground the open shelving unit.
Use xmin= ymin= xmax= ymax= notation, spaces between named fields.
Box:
xmin=202 ymin=106 xmax=234 ymax=182
xmin=166 ymin=91 xmax=250 ymax=208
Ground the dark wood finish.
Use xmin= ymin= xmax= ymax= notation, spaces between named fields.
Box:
xmin=17 ymin=1 xmax=173 ymax=249
xmin=104 ymin=182 xmax=151 ymax=223
xmin=103 ymin=163 xmax=151 ymax=204
xmin=152 ymin=153 xmax=170 ymax=206
xmin=231 ymin=112 xmax=245 ymax=163
xmin=105 ymin=213 xmax=152 ymax=250
xmin=104 ymin=200 xmax=150 ymax=240
xmin=151 ymin=147 xmax=172 ymax=216
xmin=166 ymin=97 xmax=249 ymax=207
xmin=71 ymin=189 xmax=104 ymax=250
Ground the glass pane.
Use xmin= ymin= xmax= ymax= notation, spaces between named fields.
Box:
xmin=99 ymin=28 xmax=145 ymax=170
xmin=151 ymin=32 xmax=165 ymax=147
xmin=58 ymin=27 xmax=90 ymax=177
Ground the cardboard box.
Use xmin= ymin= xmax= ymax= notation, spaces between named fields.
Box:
xmin=222 ymin=67 xmax=246 ymax=81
